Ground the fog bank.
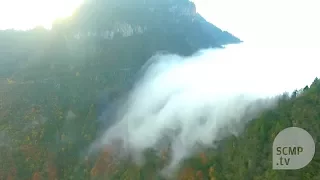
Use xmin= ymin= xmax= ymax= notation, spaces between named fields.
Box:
xmin=91 ymin=43 xmax=320 ymax=174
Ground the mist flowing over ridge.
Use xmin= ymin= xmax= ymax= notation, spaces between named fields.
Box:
xmin=90 ymin=43 xmax=320 ymax=175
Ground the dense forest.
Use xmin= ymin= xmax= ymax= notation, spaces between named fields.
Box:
xmin=0 ymin=0 xmax=319 ymax=180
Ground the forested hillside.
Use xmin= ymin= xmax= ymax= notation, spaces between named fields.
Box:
xmin=1 ymin=74 xmax=320 ymax=180
xmin=0 ymin=0 xmax=319 ymax=180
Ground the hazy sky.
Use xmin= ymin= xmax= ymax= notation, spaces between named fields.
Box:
xmin=0 ymin=0 xmax=83 ymax=29
xmin=0 ymin=0 xmax=319 ymax=47
xmin=194 ymin=0 xmax=320 ymax=46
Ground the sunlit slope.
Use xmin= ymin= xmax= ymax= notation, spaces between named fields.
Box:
xmin=47 ymin=0 xmax=241 ymax=83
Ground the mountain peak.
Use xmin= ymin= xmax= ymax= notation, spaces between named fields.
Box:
xmin=53 ymin=0 xmax=241 ymax=56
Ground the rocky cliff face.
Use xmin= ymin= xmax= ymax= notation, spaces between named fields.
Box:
xmin=0 ymin=0 xmax=241 ymax=86
xmin=41 ymin=0 xmax=242 ymax=87
xmin=52 ymin=0 xmax=241 ymax=57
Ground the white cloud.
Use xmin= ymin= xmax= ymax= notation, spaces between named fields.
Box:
xmin=91 ymin=43 xmax=320 ymax=174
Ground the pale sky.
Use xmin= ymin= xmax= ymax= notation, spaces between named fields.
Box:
xmin=0 ymin=0 xmax=320 ymax=47
xmin=194 ymin=0 xmax=320 ymax=47
xmin=0 ymin=0 xmax=83 ymax=29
